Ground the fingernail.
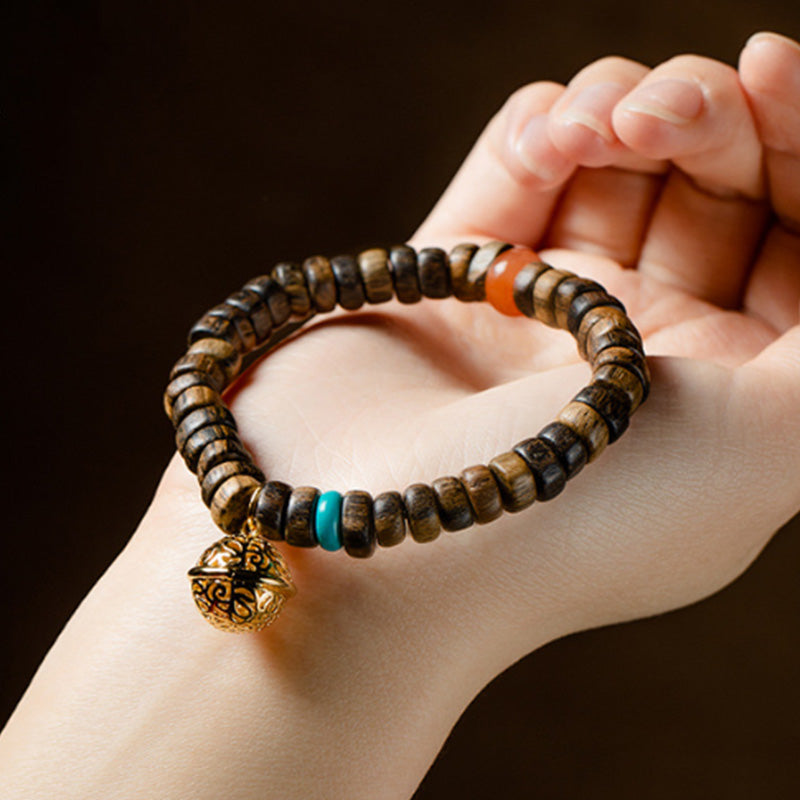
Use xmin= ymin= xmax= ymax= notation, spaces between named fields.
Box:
xmin=557 ymin=82 xmax=628 ymax=142
xmin=514 ymin=114 xmax=562 ymax=182
xmin=746 ymin=31 xmax=800 ymax=54
xmin=621 ymin=78 xmax=705 ymax=125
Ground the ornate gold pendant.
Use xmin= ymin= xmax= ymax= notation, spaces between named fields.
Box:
xmin=188 ymin=529 xmax=296 ymax=632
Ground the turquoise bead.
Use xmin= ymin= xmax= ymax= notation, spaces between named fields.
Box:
xmin=315 ymin=491 xmax=343 ymax=551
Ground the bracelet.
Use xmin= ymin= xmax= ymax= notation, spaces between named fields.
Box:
xmin=164 ymin=241 xmax=650 ymax=633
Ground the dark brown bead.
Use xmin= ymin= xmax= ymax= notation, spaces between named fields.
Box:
xmin=449 ymin=242 xmax=480 ymax=301
xmin=533 ymin=268 xmax=576 ymax=327
xmin=196 ymin=437 xmax=249 ymax=484
xmin=302 ymin=255 xmax=337 ymax=312
xmin=169 ymin=385 xmax=220 ymax=425
xmin=512 ymin=261 xmax=550 ymax=318
xmin=330 ymin=254 xmax=366 ymax=310
xmin=285 ymin=486 xmax=320 ymax=547
xmin=552 ymin=277 xmax=604 ymax=330
xmin=206 ymin=303 xmax=257 ymax=352
xmin=272 ymin=262 xmax=311 ymax=316
xmin=186 ymin=338 xmax=242 ymax=384
xmin=567 ymin=290 xmax=625 ymax=336
xmin=387 ymin=244 xmax=421 ymax=304
xmin=557 ymin=401 xmax=609 ymax=462
xmin=586 ymin=325 xmax=643 ymax=363
xmin=175 ymin=405 xmax=237 ymax=453
xmin=464 ymin=241 xmax=512 ymax=301
xmin=537 ymin=422 xmax=588 ymax=478
xmin=188 ymin=312 xmax=244 ymax=351
xmin=252 ymin=480 xmax=292 ymax=541
xmin=169 ymin=353 xmax=226 ymax=395
xmin=403 ymin=483 xmax=441 ymax=543
xmin=373 ymin=491 xmax=406 ymax=547
xmin=243 ymin=275 xmax=291 ymax=326
xmin=593 ymin=363 xmax=645 ymax=413
xmin=573 ymin=381 xmax=632 ymax=442
xmin=592 ymin=346 xmax=650 ymax=401
xmin=210 ymin=474 xmax=262 ymax=533
xmin=432 ymin=476 xmax=474 ymax=531
xmin=163 ymin=371 xmax=220 ymax=417
xmin=488 ymin=451 xmax=536 ymax=512
xmin=201 ymin=460 xmax=264 ymax=506
xmin=358 ymin=248 xmax=394 ymax=304
xmin=459 ymin=464 xmax=503 ymax=524
xmin=417 ymin=247 xmax=451 ymax=299
xmin=341 ymin=490 xmax=376 ymax=558
xmin=577 ymin=306 xmax=631 ymax=356
xmin=180 ymin=423 xmax=241 ymax=472
xmin=225 ymin=289 xmax=273 ymax=342
xmin=512 ymin=437 xmax=566 ymax=501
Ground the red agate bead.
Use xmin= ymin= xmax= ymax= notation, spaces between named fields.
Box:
xmin=485 ymin=245 xmax=541 ymax=316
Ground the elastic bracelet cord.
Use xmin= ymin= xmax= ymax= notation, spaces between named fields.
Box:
xmin=164 ymin=241 xmax=650 ymax=632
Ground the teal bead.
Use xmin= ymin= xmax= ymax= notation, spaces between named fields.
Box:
xmin=315 ymin=490 xmax=343 ymax=551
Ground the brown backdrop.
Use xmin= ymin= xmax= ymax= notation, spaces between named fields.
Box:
xmin=5 ymin=2 xmax=799 ymax=797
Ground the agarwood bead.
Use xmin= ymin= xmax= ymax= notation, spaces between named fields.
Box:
xmin=585 ymin=325 xmax=643 ymax=363
xmin=302 ymin=255 xmax=337 ymax=312
xmin=488 ymin=451 xmax=537 ymax=512
xmin=403 ymin=483 xmax=441 ymax=543
xmin=180 ymin=423 xmax=241 ymax=472
xmin=533 ymin=268 xmax=576 ymax=327
xmin=187 ymin=337 xmax=242 ymax=383
xmin=557 ymin=401 xmax=610 ymax=462
xmin=358 ymin=248 xmax=394 ymax=304
xmin=164 ymin=370 xmax=220 ymax=417
xmin=464 ymin=241 xmax=512 ymax=301
xmin=373 ymin=491 xmax=406 ymax=547
xmin=459 ymin=464 xmax=503 ymax=524
xmin=537 ymin=422 xmax=588 ymax=478
xmin=169 ymin=384 xmax=220 ymax=425
xmin=188 ymin=312 xmax=244 ymax=352
xmin=206 ymin=303 xmax=257 ymax=352
xmin=417 ymin=247 xmax=451 ymax=299
xmin=175 ymin=405 xmax=237 ymax=453
xmin=225 ymin=289 xmax=273 ymax=342
xmin=449 ymin=242 xmax=479 ymax=301
xmin=432 ymin=476 xmax=474 ymax=531
xmin=576 ymin=305 xmax=632 ymax=356
xmin=388 ymin=245 xmax=421 ymax=304
xmin=285 ymin=486 xmax=320 ymax=547
xmin=512 ymin=437 xmax=566 ymax=501
xmin=201 ymin=460 xmax=264 ymax=506
xmin=567 ymin=290 xmax=625 ymax=336
xmin=330 ymin=253 xmax=366 ymax=310
xmin=196 ymin=437 xmax=249 ymax=484
xmin=242 ymin=274 xmax=292 ymax=326
xmin=210 ymin=474 xmax=262 ymax=533
xmin=593 ymin=363 xmax=645 ymax=413
xmin=512 ymin=261 xmax=551 ymax=318
xmin=272 ymin=262 xmax=311 ymax=316
xmin=573 ymin=381 xmax=632 ymax=442
xmin=592 ymin=346 xmax=650 ymax=401
xmin=553 ymin=277 xmax=605 ymax=330
xmin=168 ymin=355 xmax=226 ymax=395
xmin=341 ymin=490 xmax=376 ymax=558
xmin=252 ymin=480 xmax=293 ymax=541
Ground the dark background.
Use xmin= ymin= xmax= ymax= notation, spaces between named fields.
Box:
xmin=4 ymin=1 xmax=799 ymax=797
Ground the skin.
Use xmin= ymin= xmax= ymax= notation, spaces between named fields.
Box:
xmin=1 ymin=31 xmax=799 ymax=800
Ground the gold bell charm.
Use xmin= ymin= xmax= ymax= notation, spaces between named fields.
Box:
xmin=188 ymin=525 xmax=296 ymax=633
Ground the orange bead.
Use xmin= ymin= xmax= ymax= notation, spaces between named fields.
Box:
xmin=485 ymin=246 xmax=540 ymax=316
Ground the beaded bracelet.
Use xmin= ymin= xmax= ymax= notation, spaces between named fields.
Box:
xmin=164 ymin=241 xmax=649 ymax=633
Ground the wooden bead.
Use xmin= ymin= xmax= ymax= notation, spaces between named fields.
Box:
xmin=593 ymin=363 xmax=645 ymax=413
xmin=512 ymin=437 xmax=566 ymax=501
xmin=485 ymin=245 xmax=540 ymax=317
xmin=272 ymin=262 xmax=311 ymax=316
xmin=576 ymin=305 xmax=632 ymax=357
xmin=188 ymin=312 xmax=244 ymax=352
xmin=302 ymin=255 xmax=337 ymax=312
xmin=459 ymin=464 xmax=503 ymax=524
xmin=169 ymin=384 xmax=220 ymax=425
xmin=252 ymin=480 xmax=292 ymax=541
xmin=164 ymin=371 xmax=220 ymax=417
xmin=585 ymin=325 xmax=643 ymax=363
xmin=537 ymin=422 xmax=588 ymax=478
xmin=449 ymin=242 xmax=479 ymax=301
xmin=592 ymin=346 xmax=650 ymax=401
xmin=417 ymin=247 xmax=451 ymax=299
xmin=341 ymin=490 xmax=376 ymax=558
xmin=388 ymin=245 xmax=421 ymax=304
xmin=243 ymin=275 xmax=292 ymax=326
xmin=196 ymin=437 xmax=249 ymax=484
xmin=209 ymin=474 xmax=262 ymax=533
xmin=175 ymin=404 xmax=237 ymax=453
xmin=169 ymin=354 xmax=226 ymax=395
xmin=330 ymin=253 xmax=366 ymax=310
xmin=512 ymin=261 xmax=551 ymax=318
xmin=206 ymin=303 xmax=257 ymax=352
xmin=225 ymin=289 xmax=273 ymax=342
xmin=285 ymin=486 xmax=320 ymax=547
xmin=180 ymin=423 xmax=241 ymax=472
xmin=432 ymin=476 xmax=474 ymax=531
xmin=567 ymin=290 xmax=625 ymax=336
xmin=403 ymin=483 xmax=441 ymax=543
xmin=201 ymin=460 xmax=264 ymax=506
xmin=358 ymin=248 xmax=394 ymax=304
xmin=187 ymin=338 xmax=242 ymax=384
xmin=533 ymin=268 xmax=576 ymax=327
xmin=373 ymin=491 xmax=407 ymax=547
xmin=552 ymin=277 xmax=605 ymax=330
xmin=488 ymin=451 xmax=536 ymax=512
xmin=464 ymin=241 xmax=512 ymax=301
xmin=573 ymin=381 xmax=632 ymax=442
xmin=557 ymin=401 xmax=610 ymax=462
